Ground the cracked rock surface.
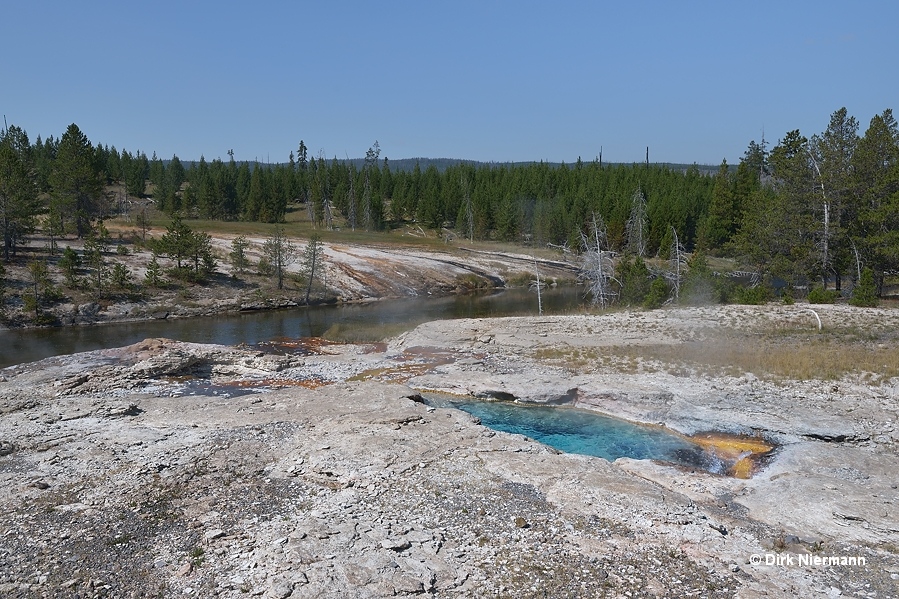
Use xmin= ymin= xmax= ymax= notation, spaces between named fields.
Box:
xmin=2 ymin=304 xmax=898 ymax=597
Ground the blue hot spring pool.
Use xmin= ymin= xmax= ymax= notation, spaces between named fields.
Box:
xmin=425 ymin=395 xmax=724 ymax=473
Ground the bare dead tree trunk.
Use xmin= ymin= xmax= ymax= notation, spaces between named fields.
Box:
xmin=579 ymin=212 xmax=616 ymax=308
xmin=306 ymin=190 xmax=316 ymax=227
xmin=665 ymin=226 xmax=686 ymax=302
xmin=851 ymin=239 xmax=862 ymax=284
xmin=807 ymin=149 xmax=831 ymax=288
xmin=323 ymin=197 xmax=333 ymax=231
xmin=626 ymin=187 xmax=647 ymax=257
xmin=304 ymin=248 xmax=316 ymax=304
xmin=530 ymin=255 xmax=543 ymax=315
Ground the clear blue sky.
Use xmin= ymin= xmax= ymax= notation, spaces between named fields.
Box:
xmin=3 ymin=1 xmax=895 ymax=166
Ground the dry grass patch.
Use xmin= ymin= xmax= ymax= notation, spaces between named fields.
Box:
xmin=627 ymin=339 xmax=899 ymax=381
xmin=532 ymin=347 xmax=656 ymax=375
xmin=532 ymin=330 xmax=899 ymax=381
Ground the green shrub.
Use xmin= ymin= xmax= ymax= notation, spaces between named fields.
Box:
xmin=736 ymin=285 xmax=770 ymax=305
xmin=808 ymin=285 xmax=840 ymax=304
xmin=144 ymin=254 xmax=163 ymax=287
xmin=849 ymin=268 xmax=878 ymax=307
xmin=257 ymin=256 xmax=274 ymax=277
xmin=455 ymin=273 xmax=492 ymax=290
xmin=505 ymin=271 xmax=533 ymax=287
xmin=681 ymin=251 xmax=716 ymax=305
xmin=59 ymin=246 xmax=82 ymax=288
xmin=111 ymin=263 xmax=134 ymax=289
xmin=712 ymin=278 xmax=739 ymax=304
xmin=618 ymin=257 xmax=651 ymax=306
xmin=643 ymin=277 xmax=669 ymax=309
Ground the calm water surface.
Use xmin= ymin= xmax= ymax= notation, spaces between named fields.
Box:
xmin=0 ymin=287 xmax=582 ymax=368
xmin=426 ymin=395 xmax=719 ymax=471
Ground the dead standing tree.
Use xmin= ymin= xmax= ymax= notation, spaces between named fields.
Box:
xmin=665 ymin=226 xmax=687 ymax=302
xmin=579 ymin=212 xmax=617 ymax=308
xmin=625 ymin=187 xmax=647 ymax=258
xmin=530 ymin=255 xmax=543 ymax=315
xmin=806 ymin=147 xmax=832 ymax=287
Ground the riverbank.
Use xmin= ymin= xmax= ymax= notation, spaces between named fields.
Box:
xmin=0 ymin=229 xmax=579 ymax=331
xmin=1 ymin=304 xmax=897 ymax=597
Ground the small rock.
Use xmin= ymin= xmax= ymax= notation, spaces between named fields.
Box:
xmin=381 ymin=538 xmax=412 ymax=551
xmin=514 ymin=516 xmax=529 ymax=528
xmin=269 ymin=576 xmax=295 ymax=598
xmin=204 ymin=529 xmax=226 ymax=542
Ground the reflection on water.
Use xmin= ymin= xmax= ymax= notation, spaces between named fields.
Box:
xmin=0 ymin=287 xmax=582 ymax=368
xmin=426 ymin=395 xmax=726 ymax=473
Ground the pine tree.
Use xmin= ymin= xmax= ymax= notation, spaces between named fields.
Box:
xmin=154 ymin=215 xmax=213 ymax=278
xmin=346 ymin=164 xmax=357 ymax=230
xmin=50 ymin=124 xmax=104 ymax=238
xmin=1 ymin=125 xmax=40 ymax=262
xmin=811 ymin=108 xmax=859 ymax=289
xmin=262 ymin=227 xmax=296 ymax=290
xmin=83 ymin=231 xmax=107 ymax=298
xmin=698 ymin=160 xmax=735 ymax=251
xmin=144 ymin=254 xmax=163 ymax=287
xmin=851 ymin=109 xmax=899 ymax=293
xmin=110 ymin=263 xmax=133 ymax=290
xmin=59 ymin=246 xmax=82 ymax=288
xmin=244 ymin=165 xmax=266 ymax=221
xmin=24 ymin=260 xmax=51 ymax=318
xmin=229 ymin=236 xmax=250 ymax=274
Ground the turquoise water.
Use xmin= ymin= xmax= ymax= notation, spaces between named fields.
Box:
xmin=428 ymin=396 xmax=721 ymax=472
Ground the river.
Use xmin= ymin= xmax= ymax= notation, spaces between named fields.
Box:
xmin=0 ymin=287 xmax=584 ymax=369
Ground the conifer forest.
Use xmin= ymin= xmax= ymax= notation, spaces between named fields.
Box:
xmin=1 ymin=107 xmax=898 ymax=305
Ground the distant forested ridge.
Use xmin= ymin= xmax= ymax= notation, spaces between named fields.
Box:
xmin=2 ymin=106 xmax=897 ymax=295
